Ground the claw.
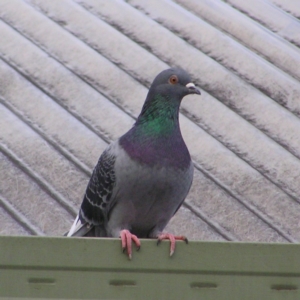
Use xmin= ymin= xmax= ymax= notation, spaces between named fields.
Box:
xmin=120 ymin=229 xmax=141 ymax=260
xmin=157 ymin=233 xmax=188 ymax=256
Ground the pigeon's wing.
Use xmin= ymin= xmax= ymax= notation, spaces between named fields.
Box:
xmin=67 ymin=144 xmax=116 ymax=236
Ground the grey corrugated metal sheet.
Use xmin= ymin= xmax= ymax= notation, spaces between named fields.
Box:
xmin=0 ymin=0 xmax=300 ymax=243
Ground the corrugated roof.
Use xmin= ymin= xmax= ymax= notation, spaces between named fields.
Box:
xmin=0 ymin=0 xmax=300 ymax=243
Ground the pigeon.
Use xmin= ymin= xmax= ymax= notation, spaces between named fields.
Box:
xmin=67 ymin=67 xmax=201 ymax=259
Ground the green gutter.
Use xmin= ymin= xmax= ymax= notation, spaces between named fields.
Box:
xmin=0 ymin=236 xmax=299 ymax=299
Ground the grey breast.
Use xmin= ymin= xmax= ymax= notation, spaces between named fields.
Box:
xmin=106 ymin=143 xmax=194 ymax=238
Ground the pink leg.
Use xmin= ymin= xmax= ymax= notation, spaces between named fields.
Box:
xmin=157 ymin=233 xmax=188 ymax=256
xmin=120 ymin=229 xmax=141 ymax=260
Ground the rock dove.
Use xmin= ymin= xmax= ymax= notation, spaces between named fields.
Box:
xmin=67 ymin=68 xmax=201 ymax=259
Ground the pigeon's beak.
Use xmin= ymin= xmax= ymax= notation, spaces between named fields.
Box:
xmin=186 ymin=82 xmax=201 ymax=95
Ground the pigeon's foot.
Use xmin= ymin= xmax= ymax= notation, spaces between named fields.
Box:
xmin=120 ymin=229 xmax=141 ymax=260
xmin=157 ymin=233 xmax=188 ymax=256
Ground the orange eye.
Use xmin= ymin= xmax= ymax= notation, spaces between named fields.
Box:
xmin=168 ymin=75 xmax=178 ymax=85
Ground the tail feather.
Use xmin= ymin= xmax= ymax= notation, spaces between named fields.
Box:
xmin=66 ymin=215 xmax=106 ymax=237
xmin=66 ymin=215 xmax=91 ymax=237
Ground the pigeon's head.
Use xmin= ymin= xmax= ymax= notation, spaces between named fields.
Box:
xmin=149 ymin=68 xmax=201 ymax=100
xmin=136 ymin=68 xmax=200 ymax=126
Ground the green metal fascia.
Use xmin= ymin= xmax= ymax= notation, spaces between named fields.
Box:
xmin=0 ymin=236 xmax=299 ymax=299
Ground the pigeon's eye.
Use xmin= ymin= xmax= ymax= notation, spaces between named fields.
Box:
xmin=168 ymin=75 xmax=179 ymax=85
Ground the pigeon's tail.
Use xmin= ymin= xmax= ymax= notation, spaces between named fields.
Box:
xmin=67 ymin=215 xmax=82 ymax=236
xmin=65 ymin=215 xmax=106 ymax=237
xmin=65 ymin=215 xmax=91 ymax=237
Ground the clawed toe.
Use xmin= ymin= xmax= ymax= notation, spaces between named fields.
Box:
xmin=120 ymin=229 xmax=141 ymax=259
xmin=157 ymin=233 xmax=188 ymax=256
